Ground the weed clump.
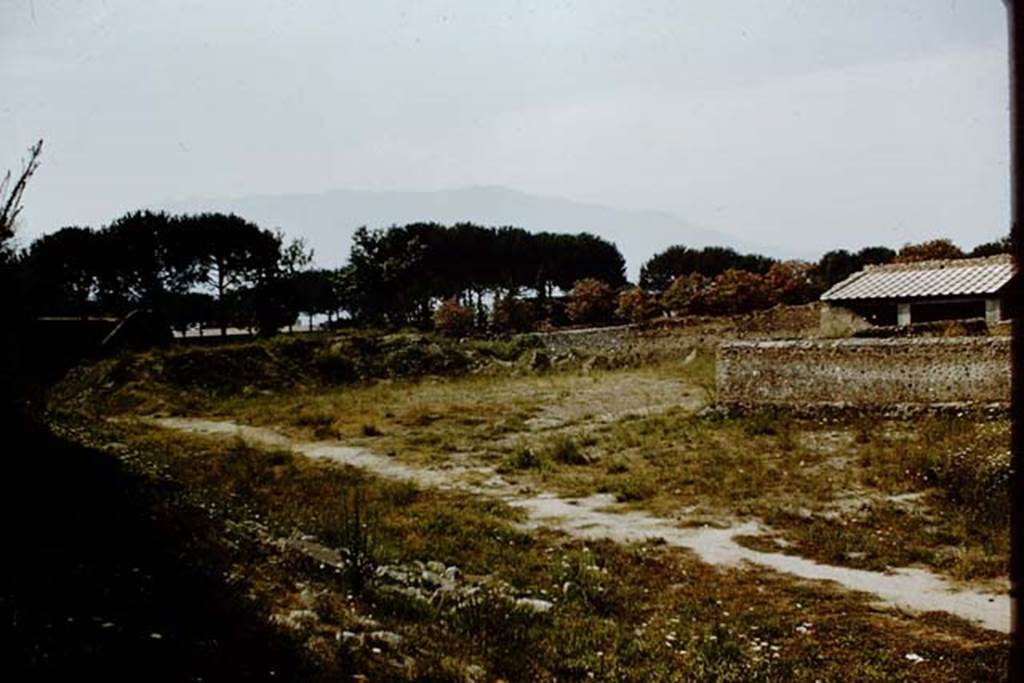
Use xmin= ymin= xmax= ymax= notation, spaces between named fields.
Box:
xmin=449 ymin=588 xmax=550 ymax=680
xmin=605 ymin=457 xmax=629 ymax=474
xmin=613 ymin=477 xmax=655 ymax=502
xmin=501 ymin=445 xmax=545 ymax=471
xmin=916 ymin=445 xmax=1010 ymax=526
xmin=312 ymin=347 xmax=357 ymax=383
xmin=742 ymin=409 xmax=792 ymax=437
xmin=360 ymin=423 xmax=383 ymax=437
xmin=337 ymin=487 xmax=376 ymax=595
xmin=892 ymin=417 xmax=1011 ymax=527
xmin=741 ymin=410 xmax=797 ymax=451
xmin=544 ymin=434 xmax=590 ymax=465
xmin=852 ymin=413 xmax=874 ymax=444
xmin=557 ymin=550 xmax=622 ymax=617
xmin=684 ymin=623 xmax=787 ymax=682
xmin=294 ymin=407 xmax=335 ymax=437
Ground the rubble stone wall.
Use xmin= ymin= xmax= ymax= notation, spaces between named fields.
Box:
xmin=717 ymin=337 xmax=1010 ymax=407
xmin=534 ymin=304 xmax=822 ymax=361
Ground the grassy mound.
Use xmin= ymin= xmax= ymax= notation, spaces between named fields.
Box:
xmin=49 ymin=332 xmax=542 ymax=417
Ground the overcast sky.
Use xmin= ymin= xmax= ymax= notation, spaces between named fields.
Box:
xmin=0 ymin=0 xmax=1011 ymax=260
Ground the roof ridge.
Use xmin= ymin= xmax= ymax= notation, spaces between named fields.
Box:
xmin=864 ymin=253 xmax=1012 ymax=272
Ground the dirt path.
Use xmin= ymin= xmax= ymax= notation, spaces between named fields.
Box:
xmin=151 ymin=417 xmax=1009 ymax=634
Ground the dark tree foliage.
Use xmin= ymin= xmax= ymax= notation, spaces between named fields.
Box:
xmin=252 ymin=279 xmax=300 ymax=337
xmin=638 ymin=245 xmax=776 ymax=291
xmin=217 ymin=281 xmax=294 ymax=337
xmin=94 ymin=211 xmax=185 ymax=314
xmin=289 ymin=269 xmax=342 ymax=330
xmin=855 ymin=246 xmax=896 ymax=267
xmin=165 ymin=291 xmax=216 ymax=336
xmin=815 ymin=250 xmax=858 ymax=289
xmin=21 ymin=211 xmax=289 ymax=336
xmin=29 ymin=198 xmax=981 ymax=337
xmin=970 ymin=236 xmax=1011 ymax=257
xmin=814 ymin=246 xmax=896 ymax=289
xmin=344 ymin=225 xmax=428 ymax=325
xmin=343 ymin=222 xmax=626 ymax=327
xmin=177 ymin=213 xmax=283 ymax=335
xmin=22 ymin=227 xmax=101 ymax=317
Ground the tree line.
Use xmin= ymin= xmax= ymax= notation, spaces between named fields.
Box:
xmin=15 ymin=215 xmax=629 ymax=335
xmin=639 ymin=237 xmax=1008 ymax=296
xmin=11 ymin=193 xmax=1011 ymax=336
xmin=609 ymin=236 xmax=1010 ymax=325
xmin=343 ymin=222 xmax=626 ymax=327
xmin=17 ymin=211 xmax=330 ymax=336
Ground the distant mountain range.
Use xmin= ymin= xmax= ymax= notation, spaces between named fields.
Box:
xmin=157 ymin=185 xmax=787 ymax=281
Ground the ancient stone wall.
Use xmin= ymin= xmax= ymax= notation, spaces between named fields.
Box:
xmin=534 ymin=304 xmax=822 ymax=361
xmin=717 ymin=337 xmax=1010 ymax=407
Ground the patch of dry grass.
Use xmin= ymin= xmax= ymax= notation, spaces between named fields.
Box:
xmin=97 ymin=345 xmax=1009 ymax=583
xmin=206 ymin=359 xmax=703 ymax=464
xmin=95 ymin=420 xmax=1007 ymax=681
xmin=525 ymin=410 xmax=1009 ymax=581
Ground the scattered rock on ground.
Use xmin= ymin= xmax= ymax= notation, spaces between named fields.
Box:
xmin=515 ymin=597 xmax=554 ymax=613
xmin=271 ymin=609 xmax=319 ymax=632
xmin=368 ymin=630 xmax=403 ymax=648
xmin=582 ymin=354 xmax=612 ymax=374
xmin=526 ymin=349 xmax=552 ymax=373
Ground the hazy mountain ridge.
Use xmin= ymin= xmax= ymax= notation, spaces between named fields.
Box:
xmin=158 ymin=185 xmax=786 ymax=281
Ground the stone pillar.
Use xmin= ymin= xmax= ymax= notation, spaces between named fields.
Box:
xmin=897 ymin=303 xmax=911 ymax=327
xmin=986 ymin=297 xmax=1003 ymax=325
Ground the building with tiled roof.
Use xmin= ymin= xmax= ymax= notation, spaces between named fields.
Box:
xmin=820 ymin=254 xmax=1015 ymax=327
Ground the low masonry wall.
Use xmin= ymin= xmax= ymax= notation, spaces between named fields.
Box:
xmin=716 ymin=337 xmax=1010 ymax=408
xmin=533 ymin=304 xmax=823 ymax=361
xmin=533 ymin=324 xmax=636 ymax=356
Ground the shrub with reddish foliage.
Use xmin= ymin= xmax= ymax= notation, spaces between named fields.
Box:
xmin=566 ymin=278 xmax=616 ymax=325
xmin=764 ymin=260 xmax=820 ymax=305
xmin=615 ymin=287 xmax=661 ymax=324
xmin=433 ymin=297 xmax=475 ymax=337
xmin=894 ymin=239 xmax=965 ymax=263
xmin=702 ymin=269 xmax=770 ymax=314
xmin=660 ymin=273 xmax=710 ymax=315
xmin=660 ymin=262 xmax=820 ymax=317
xmin=491 ymin=294 xmax=536 ymax=333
